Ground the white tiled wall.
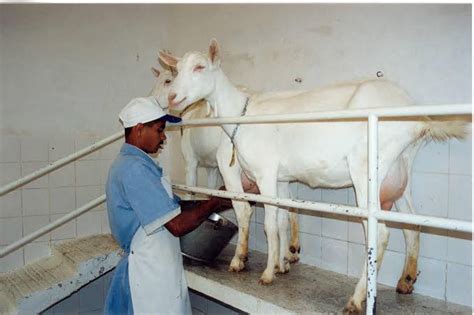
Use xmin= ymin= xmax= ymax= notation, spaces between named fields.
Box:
xmin=0 ymin=132 xmax=121 ymax=271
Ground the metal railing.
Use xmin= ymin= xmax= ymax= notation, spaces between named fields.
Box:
xmin=0 ymin=103 xmax=471 ymax=315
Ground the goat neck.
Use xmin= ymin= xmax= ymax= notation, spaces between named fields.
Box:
xmin=207 ymin=69 xmax=248 ymax=138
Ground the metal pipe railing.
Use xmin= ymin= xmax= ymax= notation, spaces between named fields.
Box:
xmin=171 ymin=184 xmax=472 ymax=233
xmin=0 ymin=132 xmax=122 ymax=197
xmin=366 ymin=114 xmax=379 ymax=313
xmin=0 ymin=195 xmax=106 ymax=258
xmin=175 ymin=104 xmax=471 ymax=126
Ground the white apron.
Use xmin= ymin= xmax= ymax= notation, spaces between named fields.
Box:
xmin=128 ymin=175 xmax=191 ymax=315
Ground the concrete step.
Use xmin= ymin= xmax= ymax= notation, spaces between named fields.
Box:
xmin=0 ymin=235 xmax=121 ymax=314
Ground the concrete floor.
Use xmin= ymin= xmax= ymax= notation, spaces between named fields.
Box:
xmin=184 ymin=245 xmax=472 ymax=314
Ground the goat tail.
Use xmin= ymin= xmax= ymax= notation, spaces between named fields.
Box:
xmin=419 ymin=118 xmax=470 ymax=142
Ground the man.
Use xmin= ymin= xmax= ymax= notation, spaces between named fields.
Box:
xmin=104 ymin=96 xmax=233 ymax=314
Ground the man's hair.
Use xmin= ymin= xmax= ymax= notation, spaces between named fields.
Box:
xmin=124 ymin=118 xmax=163 ymax=139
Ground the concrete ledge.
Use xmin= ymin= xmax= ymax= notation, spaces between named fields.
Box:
xmin=0 ymin=235 xmax=121 ymax=314
xmin=184 ymin=245 xmax=472 ymax=314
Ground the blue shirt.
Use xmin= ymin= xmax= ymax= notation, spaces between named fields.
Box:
xmin=106 ymin=143 xmax=181 ymax=252
xmin=104 ymin=143 xmax=181 ymax=315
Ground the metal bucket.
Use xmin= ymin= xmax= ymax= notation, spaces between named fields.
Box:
xmin=180 ymin=213 xmax=238 ymax=263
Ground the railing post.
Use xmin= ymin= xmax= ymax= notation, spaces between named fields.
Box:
xmin=366 ymin=114 xmax=379 ymax=314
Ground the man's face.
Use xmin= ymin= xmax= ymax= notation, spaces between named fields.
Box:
xmin=140 ymin=120 xmax=167 ymax=154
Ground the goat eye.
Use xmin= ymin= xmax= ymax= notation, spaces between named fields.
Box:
xmin=193 ymin=65 xmax=205 ymax=72
xmin=164 ymin=79 xmax=172 ymax=84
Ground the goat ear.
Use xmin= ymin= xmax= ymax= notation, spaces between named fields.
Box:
xmin=170 ymin=66 xmax=178 ymax=77
xmin=208 ymin=38 xmax=221 ymax=66
xmin=159 ymin=50 xmax=179 ymax=68
xmin=151 ymin=67 xmax=160 ymax=78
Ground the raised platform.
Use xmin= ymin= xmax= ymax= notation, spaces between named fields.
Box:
xmin=185 ymin=246 xmax=471 ymax=314
xmin=1 ymin=234 xmax=471 ymax=314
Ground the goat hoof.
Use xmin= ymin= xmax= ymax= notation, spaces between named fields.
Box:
xmin=287 ymin=252 xmax=300 ymax=264
xmin=258 ymin=277 xmax=273 ymax=286
xmin=396 ymin=275 xmax=417 ymax=294
xmin=229 ymin=257 xmax=245 ymax=272
xmin=343 ymin=299 xmax=362 ymax=315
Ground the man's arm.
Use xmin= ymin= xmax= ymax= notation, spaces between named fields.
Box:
xmin=165 ymin=196 xmax=233 ymax=237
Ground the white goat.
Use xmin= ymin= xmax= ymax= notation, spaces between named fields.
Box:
xmin=149 ymin=66 xmax=302 ymax=268
xmin=160 ymin=40 xmax=468 ymax=314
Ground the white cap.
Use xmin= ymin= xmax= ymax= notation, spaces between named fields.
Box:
xmin=118 ymin=96 xmax=181 ymax=128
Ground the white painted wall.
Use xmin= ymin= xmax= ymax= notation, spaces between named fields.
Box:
xmin=0 ymin=3 xmax=471 ymax=310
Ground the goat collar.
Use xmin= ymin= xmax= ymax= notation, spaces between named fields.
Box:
xmin=229 ymin=96 xmax=250 ymax=166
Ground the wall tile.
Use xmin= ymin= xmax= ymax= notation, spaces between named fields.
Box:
xmin=207 ymin=298 xmax=239 ymax=315
xmin=321 ymin=238 xmax=347 ymax=274
xmin=348 ymin=243 xmax=365 ymax=278
xmin=76 ymin=133 xmax=101 ymax=160
xmin=298 ymin=211 xmax=322 ymax=236
xmin=50 ymin=187 xmax=76 ymax=215
xmin=22 ymin=188 xmax=49 ymax=216
xmin=24 ymin=241 xmax=50 ymax=265
xmin=192 ymin=308 xmax=206 ymax=315
xmin=51 ymin=214 xmax=76 ymax=241
xmin=321 ymin=188 xmax=348 ymax=205
xmin=99 ymin=159 xmax=113 ymax=185
xmin=49 ymin=163 xmax=75 ymax=188
xmin=100 ymin=140 xmax=122 ymax=160
xmin=0 ymin=217 xmax=22 ymax=245
xmin=0 ymin=246 xmax=24 ymax=272
xmin=20 ymin=137 xmax=49 ymax=162
xmin=76 ymin=186 xmax=104 ymax=211
xmin=322 ymin=216 xmax=347 ymax=241
xmin=100 ymin=210 xmax=111 ymax=234
xmin=297 ymin=183 xmax=322 ymax=201
xmin=254 ymin=222 xmax=266 ymax=253
xmin=21 ymin=161 xmax=49 ymax=188
xmin=448 ymin=174 xmax=472 ymax=221
xmin=50 ymin=290 xmax=79 ymax=315
xmin=0 ymin=162 xmax=21 ymax=186
xmin=347 ymin=188 xmax=357 ymax=206
xmin=446 ymin=262 xmax=472 ymax=306
xmin=412 ymin=141 xmax=449 ymax=173
xmin=0 ymin=135 xmax=20 ymax=162
xmin=298 ymin=232 xmax=322 ymax=267
xmin=449 ymin=134 xmax=472 ymax=175
xmin=419 ymin=229 xmax=447 ymax=260
xmin=76 ymin=160 xmax=102 ymax=186
xmin=347 ymin=220 xmax=365 ymax=245
xmin=77 ymin=211 xmax=102 ymax=237
xmin=414 ymin=257 xmax=446 ymax=300
xmin=254 ymin=205 xmax=264 ymax=224
xmin=23 ymin=215 xmax=50 ymax=242
xmin=0 ymin=190 xmax=22 ymax=218
xmin=189 ymin=290 xmax=208 ymax=313
xmin=411 ymin=172 xmax=449 ymax=217
xmin=447 ymin=233 xmax=472 ymax=266
xmin=378 ymin=250 xmax=405 ymax=288
xmin=79 ymin=277 xmax=104 ymax=312
xmin=386 ymin=227 xmax=407 ymax=253
xmin=49 ymin=136 xmax=75 ymax=162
